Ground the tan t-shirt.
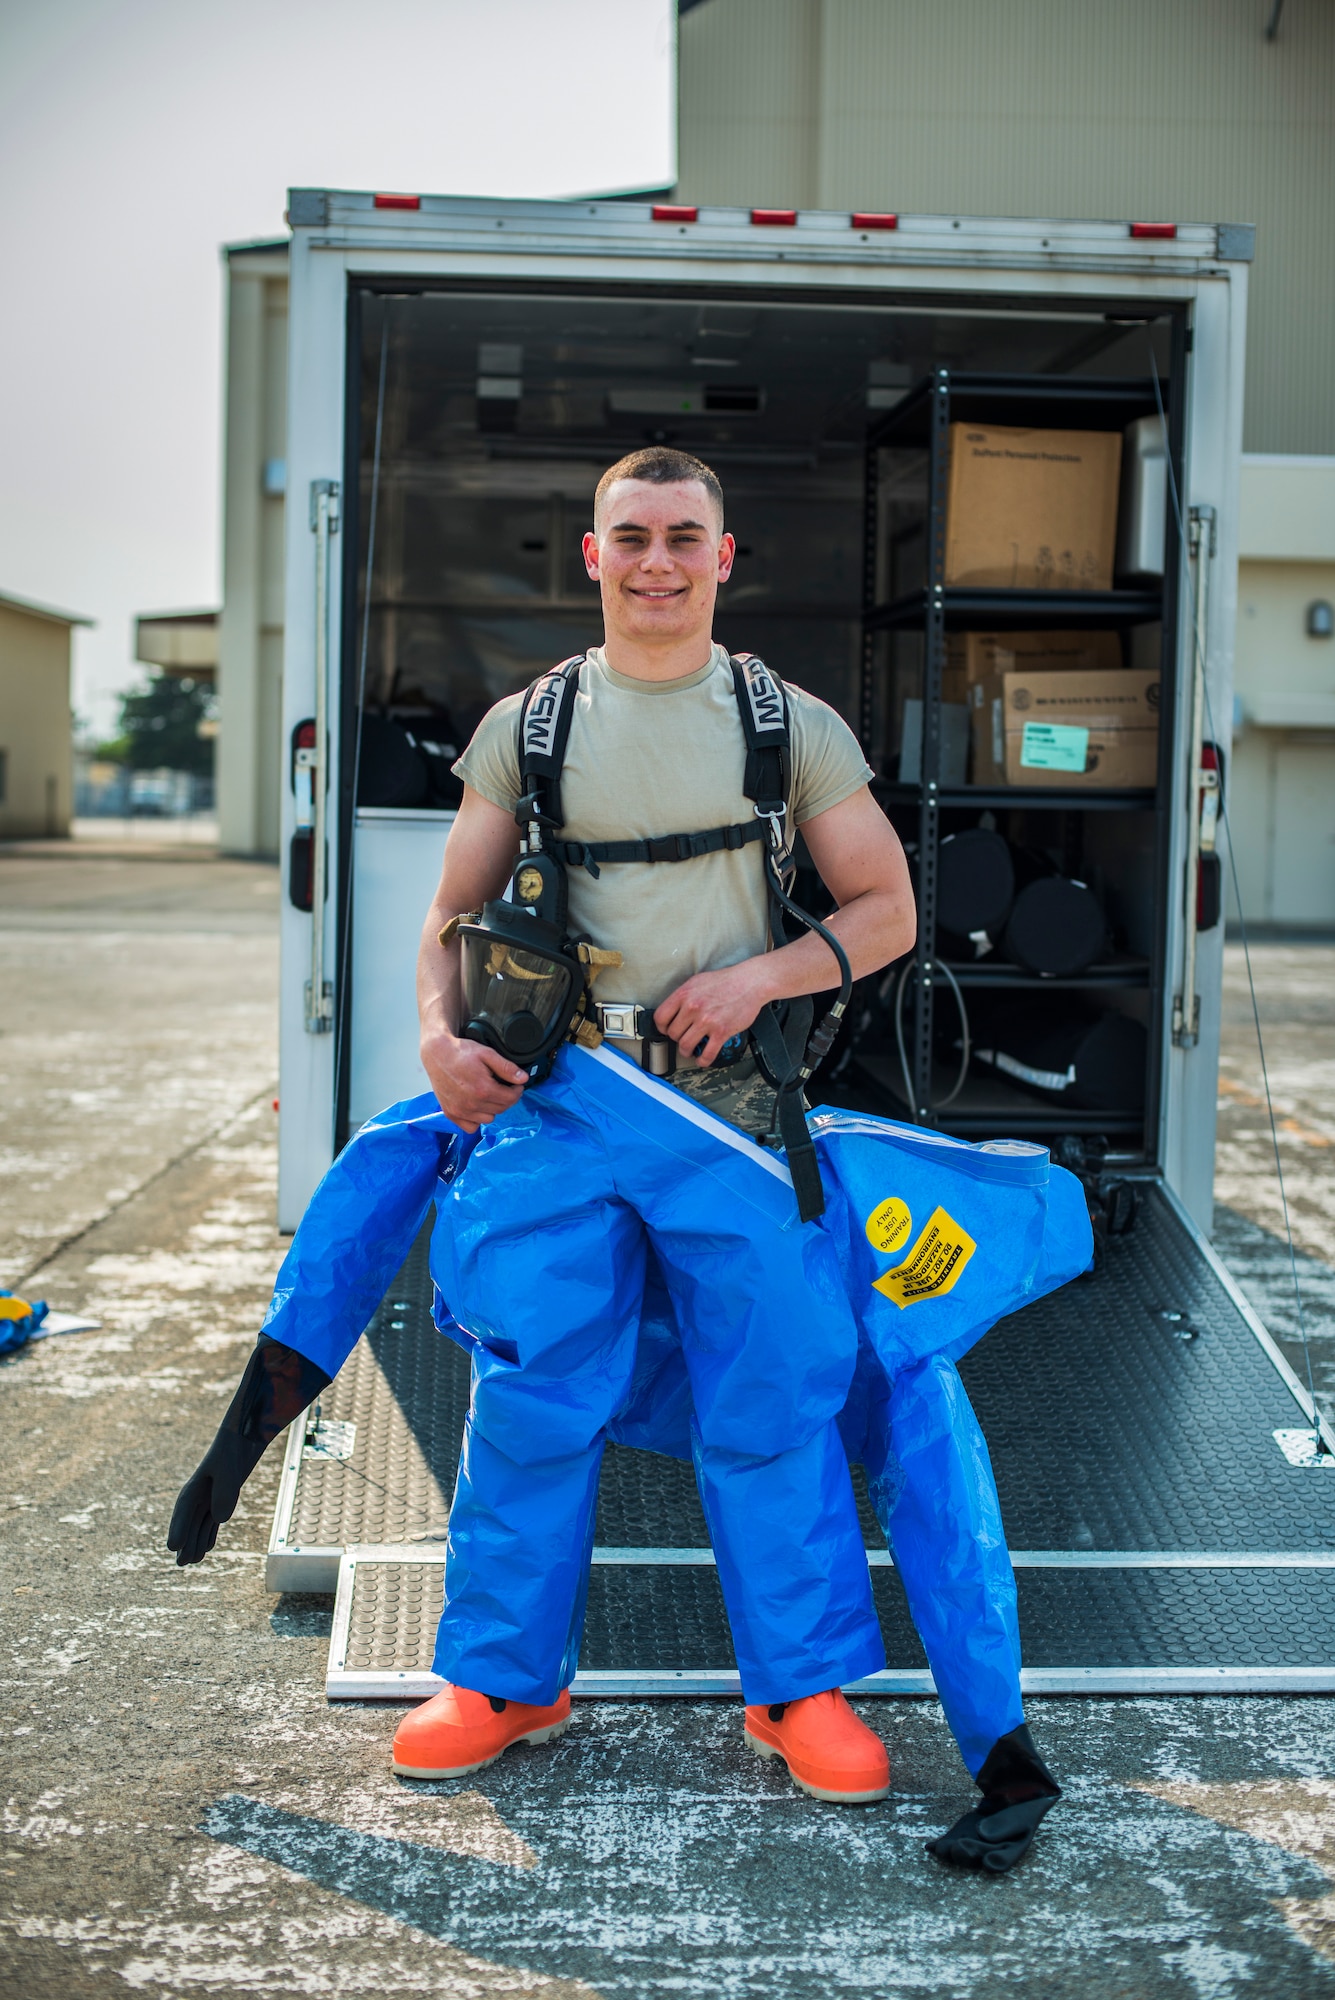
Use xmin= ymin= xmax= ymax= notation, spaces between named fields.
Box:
xmin=453 ymin=643 xmax=873 ymax=1010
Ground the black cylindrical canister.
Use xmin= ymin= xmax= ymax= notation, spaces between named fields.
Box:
xmin=1003 ymin=875 xmax=1107 ymax=977
xmin=936 ymin=828 xmax=1016 ymax=951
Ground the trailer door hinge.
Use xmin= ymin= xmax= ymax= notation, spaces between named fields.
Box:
xmin=309 ymin=478 xmax=341 ymax=532
xmin=1172 ymin=993 xmax=1200 ymax=1048
xmin=304 ymin=979 xmax=334 ymax=1033
xmin=1188 ymin=501 xmax=1217 ymax=560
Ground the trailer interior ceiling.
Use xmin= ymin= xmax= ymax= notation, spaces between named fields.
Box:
xmin=350 ymin=289 xmax=1170 ymax=740
xmin=344 ymin=285 xmax=1179 ymax=1161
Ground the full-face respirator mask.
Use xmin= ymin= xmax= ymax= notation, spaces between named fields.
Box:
xmin=442 ymin=844 xmax=620 ymax=1081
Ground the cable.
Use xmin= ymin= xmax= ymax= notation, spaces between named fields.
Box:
xmin=1147 ymin=337 xmax=1327 ymax=1452
xmin=934 ymin=959 xmax=971 ymax=1106
xmin=757 ymin=813 xmax=854 ymax=1082
xmin=889 ymin=957 xmax=971 ymax=1112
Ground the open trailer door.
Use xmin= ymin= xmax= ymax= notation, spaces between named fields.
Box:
xmin=271 ymin=191 xmax=1335 ymax=1695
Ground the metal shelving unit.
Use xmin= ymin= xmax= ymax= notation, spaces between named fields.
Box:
xmin=945 ymin=957 xmax=1150 ymax=991
xmin=856 ymin=368 xmax=1179 ymax=1144
xmin=841 ymin=1055 xmax=1145 ymax=1139
xmin=875 ymin=782 xmax=1155 ymax=813
xmin=866 ymin=586 xmax=1163 ymax=632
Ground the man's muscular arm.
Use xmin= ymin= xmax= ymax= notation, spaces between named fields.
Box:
xmin=417 ymin=787 xmax=528 ymax=1130
xmin=653 ymin=787 xmax=915 ymax=1066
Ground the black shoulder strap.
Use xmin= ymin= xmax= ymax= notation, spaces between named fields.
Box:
xmin=729 ymin=653 xmax=790 ymax=811
xmin=518 ymin=648 xmax=789 ymax=836
xmin=517 ymin=655 xmax=584 ymax=829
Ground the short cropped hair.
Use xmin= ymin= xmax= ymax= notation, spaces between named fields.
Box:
xmin=593 ymin=447 xmax=725 ymax=530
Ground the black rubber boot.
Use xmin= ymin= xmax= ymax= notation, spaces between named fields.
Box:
xmin=925 ymin=1724 xmax=1062 ymax=1874
xmin=167 ymin=1337 xmax=331 ymax=1565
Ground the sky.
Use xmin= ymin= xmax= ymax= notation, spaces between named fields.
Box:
xmin=0 ymin=0 xmax=675 ymax=736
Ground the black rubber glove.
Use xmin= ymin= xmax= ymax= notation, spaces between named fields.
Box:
xmin=926 ymin=1724 xmax=1062 ymax=1875
xmin=167 ymin=1337 xmax=332 ymax=1566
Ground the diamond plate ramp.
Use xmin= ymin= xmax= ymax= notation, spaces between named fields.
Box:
xmin=267 ymin=1231 xmax=467 ymax=1590
xmin=327 ymin=1551 xmax=925 ymax=1700
xmin=274 ymin=1185 xmax=1335 ymax=1695
xmin=958 ymin=1184 xmax=1335 ymax=1552
xmin=269 ymin=1234 xmax=884 ymax=1590
xmin=327 ymin=1549 xmax=1335 ymax=1699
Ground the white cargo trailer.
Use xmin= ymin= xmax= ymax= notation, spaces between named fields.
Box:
xmin=269 ymin=189 xmax=1335 ymax=1701
xmin=277 ymin=187 xmax=1250 ymax=1224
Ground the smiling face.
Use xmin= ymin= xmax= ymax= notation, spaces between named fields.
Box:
xmin=583 ymin=478 xmax=735 ymax=651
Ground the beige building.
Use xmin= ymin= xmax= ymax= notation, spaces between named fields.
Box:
xmin=1230 ymin=457 xmax=1335 ymax=926
xmin=675 ymin=0 xmax=1334 ymax=458
xmin=217 ymin=240 xmax=288 ymax=857
xmin=216 ymin=0 xmax=1335 ymax=921
xmin=135 ymin=609 xmax=219 ymax=682
xmin=674 ymin=0 xmax=1335 ymax=926
xmin=0 ymin=591 xmax=89 ymax=840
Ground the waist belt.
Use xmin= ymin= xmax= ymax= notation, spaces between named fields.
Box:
xmin=592 ymin=1004 xmax=753 ymax=1080
xmin=549 ymin=819 xmax=767 ymax=878
xmin=593 ymin=1002 xmax=678 ymax=1076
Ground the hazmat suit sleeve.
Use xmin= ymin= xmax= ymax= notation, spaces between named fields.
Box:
xmin=167 ymin=1335 xmax=333 ymax=1565
xmin=805 ymin=1104 xmax=1089 ymax=1867
xmin=167 ymin=1093 xmax=473 ymax=1566
xmin=259 ymin=1094 xmax=477 ymax=1377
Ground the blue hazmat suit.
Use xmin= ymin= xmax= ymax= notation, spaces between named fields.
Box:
xmin=263 ymin=1042 xmax=1092 ymax=1775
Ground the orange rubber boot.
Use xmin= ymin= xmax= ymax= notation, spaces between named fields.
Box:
xmin=744 ymin=1689 xmax=890 ymax=1804
xmin=392 ymin=1683 xmax=571 ymax=1780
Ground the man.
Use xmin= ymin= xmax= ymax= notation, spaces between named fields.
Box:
xmin=170 ymin=446 xmax=1071 ymax=1867
xmin=400 ymin=445 xmax=915 ymax=1801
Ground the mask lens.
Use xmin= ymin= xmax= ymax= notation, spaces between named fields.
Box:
xmin=460 ymin=932 xmax=576 ymax=1056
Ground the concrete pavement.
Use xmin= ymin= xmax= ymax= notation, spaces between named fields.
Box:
xmin=1214 ymin=940 xmax=1335 ymax=1414
xmin=3 ymin=843 xmax=1335 ymax=1998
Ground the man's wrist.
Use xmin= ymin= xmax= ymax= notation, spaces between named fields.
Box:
xmin=745 ymin=950 xmax=790 ymax=1010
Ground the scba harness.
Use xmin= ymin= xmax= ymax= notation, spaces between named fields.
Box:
xmin=520 ymin=652 xmax=786 ymax=878
xmin=511 ymin=652 xmax=852 ymax=1222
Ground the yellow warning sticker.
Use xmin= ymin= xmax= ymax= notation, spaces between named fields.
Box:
xmin=865 ymin=1196 xmax=913 ymax=1258
xmin=873 ymin=1205 xmax=976 ymax=1310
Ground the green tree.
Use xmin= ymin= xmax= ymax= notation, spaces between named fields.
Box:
xmin=109 ymin=674 xmax=216 ymax=775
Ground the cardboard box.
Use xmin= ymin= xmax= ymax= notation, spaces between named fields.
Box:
xmin=948 ymin=629 xmax=1122 ymax=685
xmin=944 ymin=424 xmax=1122 ymax=590
xmin=959 ymin=632 xmax=1123 ymax=780
xmin=972 ymin=667 xmax=1160 ymax=789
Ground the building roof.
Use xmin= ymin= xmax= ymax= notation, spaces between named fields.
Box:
xmin=223 ymin=237 xmax=289 ymax=261
xmin=135 ymin=609 xmax=219 ymax=676
xmin=0 ymin=589 xmax=93 ymax=628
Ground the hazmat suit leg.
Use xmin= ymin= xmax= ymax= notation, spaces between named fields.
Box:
xmin=431 ymin=1088 xmax=646 ymax=1705
xmin=861 ymin=1352 xmax=1025 ymax=1776
xmin=690 ymin=1418 xmax=883 ymax=1706
xmin=433 ymin=1045 xmax=883 ymax=1706
xmin=443 ymin=1412 xmax=608 ymax=1701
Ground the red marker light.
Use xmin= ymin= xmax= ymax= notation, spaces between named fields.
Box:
xmin=751 ymin=208 xmax=797 ymax=226
xmin=1131 ymin=222 xmax=1176 ymax=239
xmin=374 ymin=193 xmax=421 ymax=211
xmin=652 ymin=204 xmax=698 ymax=223
xmin=852 ymin=212 xmax=898 ymax=230
xmin=294 ymin=720 xmax=316 ymax=750
xmin=272 ymin=1099 xmax=280 ymax=1112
